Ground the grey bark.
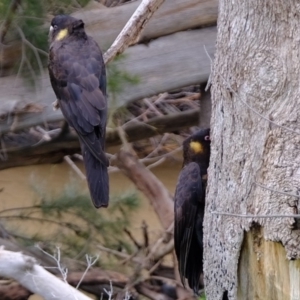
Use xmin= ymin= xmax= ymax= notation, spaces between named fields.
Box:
xmin=205 ymin=1 xmax=300 ymax=299
xmin=73 ymin=0 xmax=218 ymax=50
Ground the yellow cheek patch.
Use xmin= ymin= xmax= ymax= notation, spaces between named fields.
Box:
xmin=190 ymin=141 xmax=203 ymax=153
xmin=56 ymin=29 xmax=68 ymax=41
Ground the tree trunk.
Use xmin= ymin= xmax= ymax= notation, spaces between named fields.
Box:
xmin=205 ymin=1 xmax=300 ymax=299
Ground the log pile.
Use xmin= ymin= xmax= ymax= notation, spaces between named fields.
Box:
xmin=1 ymin=85 xmax=209 ymax=170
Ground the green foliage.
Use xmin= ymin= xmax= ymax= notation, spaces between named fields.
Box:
xmin=0 ymin=0 xmax=48 ymax=84
xmin=0 ymin=0 xmax=89 ymax=85
xmin=0 ymin=177 xmax=140 ymax=261
xmin=44 ymin=0 xmax=90 ymax=15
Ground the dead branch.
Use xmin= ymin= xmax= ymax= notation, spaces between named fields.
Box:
xmin=0 ymin=249 xmax=92 ymax=300
xmin=146 ymin=223 xmax=174 ymax=262
xmin=124 ymin=228 xmax=142 ymax=249
xmin=104 ymin=0 xmax=166 ymax=64
xmin=116 ymin=149 xmax=174 ymax=229
xmin=64 ymin=155 xmax=86 ymax=180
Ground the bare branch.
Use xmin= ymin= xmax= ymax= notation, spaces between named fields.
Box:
xmin=116 ymin=149 xmax=174 ymax=229
xmin=76 ymin=255 xmax=99 ymax=289
xmin=64 ymin=155 xmax=86 ymax=180
xmin=104 ymin=0 xmax=166 ymax=64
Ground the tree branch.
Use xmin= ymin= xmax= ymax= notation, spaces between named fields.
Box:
xmin=116 ymin=149 xmax=174 ymax=229
xmin=104 ymin=0 xmax=166 ymax=64
xmin=0 ymin=249 xmax=92 ymax=300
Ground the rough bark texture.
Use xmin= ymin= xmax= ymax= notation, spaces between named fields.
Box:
xmin=205 ymin=1 xmax=300 ymax=299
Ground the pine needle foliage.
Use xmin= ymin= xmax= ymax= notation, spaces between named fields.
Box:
xmin=0 ymin=178 xmax=140 ymax=261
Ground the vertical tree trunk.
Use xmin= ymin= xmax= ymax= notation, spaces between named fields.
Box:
xmin=205 ymin=1 xmax=300 ymax=299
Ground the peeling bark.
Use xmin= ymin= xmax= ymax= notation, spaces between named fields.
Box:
xmin=205 ymin=1 xmax=300 ymax=299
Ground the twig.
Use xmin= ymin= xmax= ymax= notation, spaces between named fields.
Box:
xmin=124 ymin=228 xmax=142 ymax=249
xmin=141 ymin=146 xmax=182 ymax=164
xmin=36 ymin=245 xmax=68 ymax=282
xmin=144 ymin=98 xmax=163 ymax=116
xmin=145 ymin=133 xmax=170 ymax=158
xmin=117 ymin=125 xmax=132 ymax=152
xmin=142 ymin=220 xmax=149 ymax=248
xmin=97 ymin=244 xmax=141 ymax=263
xmin=145 ymin=222 xmax=174 ymax=263
xmin=153 ymin=92 xmax=168 ymax=104
xmin=72 ymin=154 xmax=84 ymax=161
xmin=148 ymin=258 xmax=162 ymax=275
xmin=64 ymin=155 xmax=86 ymax=180
xmin=146 ymin=157 xmax=166 ymax=169
xmin=76 ymin=255 xmax=99 ymax=289
xmin=35 ymin=126 xmax=51 ymax=141
xmin=103 ymin=281 xmax=114 ymax=300
xmin=120 ymin=249 xmax=140 ymax=265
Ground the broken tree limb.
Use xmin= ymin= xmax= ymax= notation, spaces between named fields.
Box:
xmin=0 ymin=249 xmax=92 ymax=300
xmin=116 ymin=149 xmax=174 ymax=229
xmin=104 ymin=0 xmax=166 ymax=64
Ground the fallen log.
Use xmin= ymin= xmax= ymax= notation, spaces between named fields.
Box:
xmin=0 ymin=249 xmax=92 ymax=300
xmin=76 ymin=0 xmax=218 ymax=51
xmin=0 ymin=27 xmax=216 ymax=134
xmin=0 ymin=108 xmax=200 ymax=170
